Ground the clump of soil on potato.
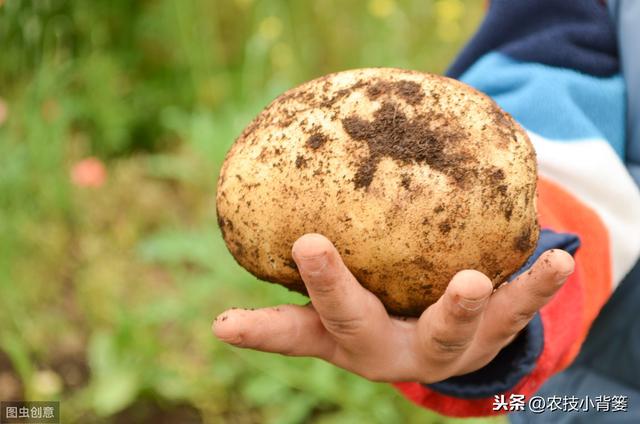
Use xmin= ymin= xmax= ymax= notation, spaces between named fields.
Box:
xmin=306 ymin=132 xmax=328 ymax=149
xmin=366 ymin=80 xmax=426 ymax=105
xmin=342 ymin=101 xmax=473 ymax=189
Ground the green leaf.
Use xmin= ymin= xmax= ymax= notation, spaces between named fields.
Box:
xmin=91 ymin=369 xmax=139 ymax=416
xmin=137 ymin=228 xmax=218 ymax=269
xmin=267 ymin=393 xmax=315 ymax=424
xmin=242 ymin=373 xmax=290 ymax=406
xmin=88 ymin=331 xmax=140 ymax=416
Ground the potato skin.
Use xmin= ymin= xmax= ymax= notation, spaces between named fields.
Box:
xmin=216 ymin=68 xmax=539 ymax=317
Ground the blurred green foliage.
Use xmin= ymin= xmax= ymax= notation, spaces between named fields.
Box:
xmin=0 ymin=0 xmax=504 ymax=422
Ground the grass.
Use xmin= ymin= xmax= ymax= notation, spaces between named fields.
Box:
xmin=0 ymin=0 xmax=506 ymax=422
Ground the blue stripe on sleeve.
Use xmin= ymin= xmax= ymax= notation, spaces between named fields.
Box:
xmin=458 ymin=53 xmax=625 ymax=158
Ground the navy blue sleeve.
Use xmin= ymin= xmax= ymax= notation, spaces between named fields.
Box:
xmin=446 ymin=0 xmax=618 ymax=79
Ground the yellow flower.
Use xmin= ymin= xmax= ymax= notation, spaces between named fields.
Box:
xmin=435 ymin=0 xmax=463 ymax=42
xmin=435 ymin=0 xmax=463 ymax=23
xmin=258 ymin=16 xmax=282 ymax=42
xmin=368 ymin=0 xmax=396 ymax=19
xmin=234 ymin=0 xmax=253 ymax=9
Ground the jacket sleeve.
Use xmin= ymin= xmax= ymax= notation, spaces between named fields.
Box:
xmin=394 ymin=0 xmax=640 ymax=417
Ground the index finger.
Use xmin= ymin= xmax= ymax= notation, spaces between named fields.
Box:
xmin=477 ymin=249 xmax=575 ymax=347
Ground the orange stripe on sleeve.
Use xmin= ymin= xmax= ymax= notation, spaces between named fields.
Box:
xmin=537 ymin=177 xmax=612 ymax=365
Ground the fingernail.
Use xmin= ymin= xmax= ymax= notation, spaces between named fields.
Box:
xmin=296 ymin=252 xmax=328 ymax=274
xmin=458 ymin=296 xmax=489 ymax=311
xmin=556 ymin=270 xmax=573 ymax=285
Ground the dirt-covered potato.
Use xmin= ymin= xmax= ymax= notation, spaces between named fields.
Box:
xmin=216 ymin=68 xmax=539 ymax=317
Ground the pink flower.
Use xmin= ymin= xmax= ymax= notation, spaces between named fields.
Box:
xmin=71 ymin=157 xmax=107 ymax=188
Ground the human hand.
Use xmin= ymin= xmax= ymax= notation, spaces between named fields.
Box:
xmin=213 ymin=233 xmax=574 ymax=383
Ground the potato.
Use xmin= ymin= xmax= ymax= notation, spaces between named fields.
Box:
xmin=216 ymin=68 xmax=538 ymax=317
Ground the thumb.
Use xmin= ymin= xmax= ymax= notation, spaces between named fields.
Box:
xmin=292 ymin=233 xmax=385 ymax=339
